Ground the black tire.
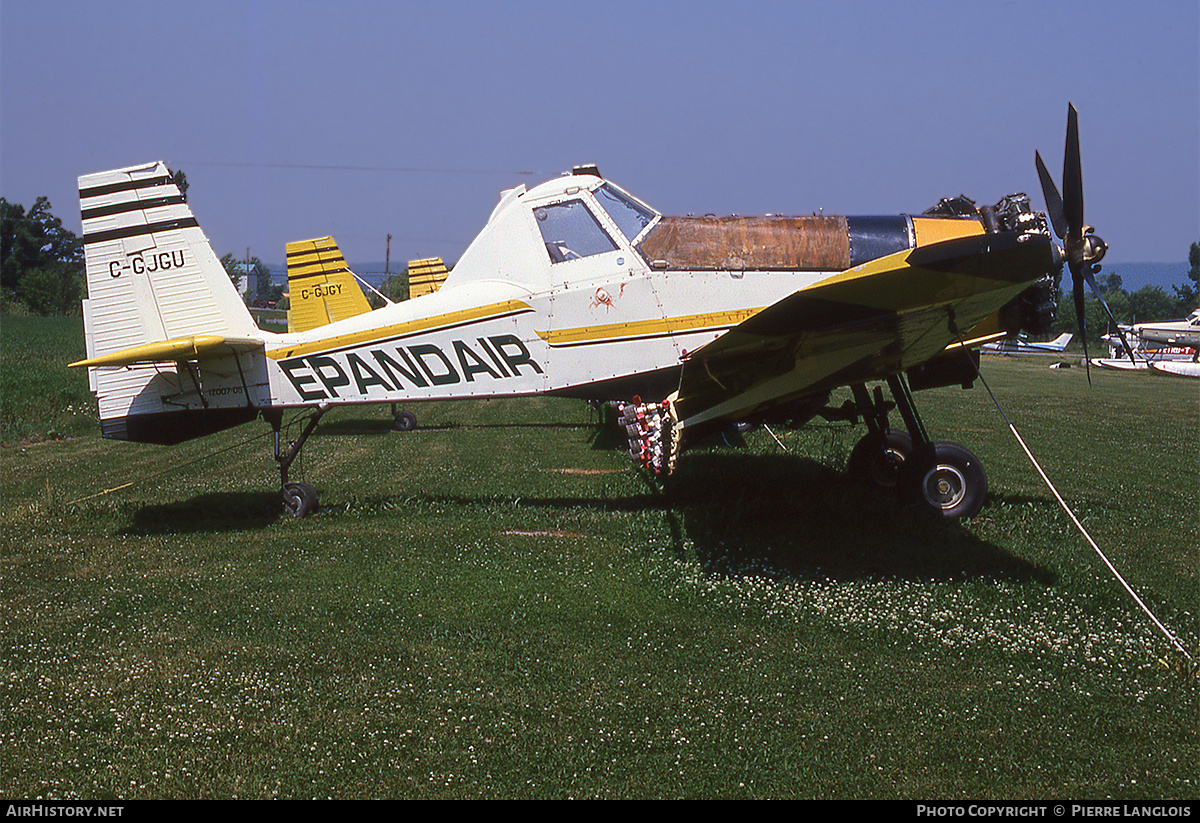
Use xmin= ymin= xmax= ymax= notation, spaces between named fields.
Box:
xmin=899 ymin=441 xmax=987 ymax=519
xmin=393 ymin=409 xmax=418 ymax=432
xmin=282 ymin=481 xmax=318 ymax=518
xmin=847 ymin=428 xmax=913 ymax=489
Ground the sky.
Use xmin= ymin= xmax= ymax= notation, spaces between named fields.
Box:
xmin=2 ymin=0 xmax=1197 ymax=274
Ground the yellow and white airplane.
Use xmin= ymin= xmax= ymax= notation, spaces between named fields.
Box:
xmin=70 ymin=107 xmax=1108 ymax=519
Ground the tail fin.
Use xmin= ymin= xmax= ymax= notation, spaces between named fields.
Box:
xmin=75 ymin=161 xmax=263 ymax=443
xmin=407 ymin=257 xmax=450 ymax=298
xmin=285 ymin=237 xmax=371 ymax=332
xmin=1051 ymin=333 xmax=1073 ymax=349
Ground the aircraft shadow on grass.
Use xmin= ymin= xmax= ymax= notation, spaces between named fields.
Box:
xmin=309 ymin=416 xmax=603 ymax=437
xmin=664 ymin=452 xmax=1055 ymax=585
xmin=118 ymin=491 xmax=284 ymax=535
xmin=117 ymin=445 xmax=1053 ymax=585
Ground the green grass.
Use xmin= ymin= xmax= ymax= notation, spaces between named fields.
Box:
xmin=1 ymin=315 xmax=93 ymax=443
xmin=1 ymin=319 xmax=1197 ymax=799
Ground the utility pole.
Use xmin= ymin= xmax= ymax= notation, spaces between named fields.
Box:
xmin=385 ymin=234 xmax=392 ymax=277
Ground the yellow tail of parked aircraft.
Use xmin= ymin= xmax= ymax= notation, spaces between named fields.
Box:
xmin=71 ymin=106 xmax=1116 ymax=520
xmin=406 ymin=257 xmax=449 ymax=299
xmin=285 ymin=236 xmax=371 ymax=332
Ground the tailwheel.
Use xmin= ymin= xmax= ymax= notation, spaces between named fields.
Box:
xmin=282 ymin=481 xmax=318 ymax=518
xmin=392 ymin=408 xmax=417 ymax=432
xmin=899 ymin=442 xmax=987 ymax=520
xmin=847 ymin=428 xmax=913 ymax=489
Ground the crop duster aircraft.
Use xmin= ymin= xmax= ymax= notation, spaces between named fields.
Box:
xmin=71 ymin=107 xmax=1111 ymax=520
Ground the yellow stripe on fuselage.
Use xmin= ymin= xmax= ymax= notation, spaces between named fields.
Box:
xmin=265 ymin=300 xmax=534 ymax=360
xmin=536 ymin=307 xmax=764 ymax=348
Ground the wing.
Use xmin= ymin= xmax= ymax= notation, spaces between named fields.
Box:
xmin=672 ymin=232 xmax=1057 ymax=428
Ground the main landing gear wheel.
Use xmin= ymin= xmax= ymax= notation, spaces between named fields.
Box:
xmin=899 ymin=442 xmax=987 ymax=520
xmin=282 ymin=481 xmax=318 ymax=518
xmin=847 ymin=428 xmax=913 ymax=489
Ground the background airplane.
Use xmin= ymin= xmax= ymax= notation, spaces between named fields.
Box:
xmin=1130 ymin=309 xmax=1200 ymax=349
xmin=981 ymin=333 xmax=1073 ymax=354
xmin=1093 ymin=310 xmax=1199 ymax=371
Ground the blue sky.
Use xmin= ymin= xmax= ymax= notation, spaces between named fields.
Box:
xmin=2 ymin=0 xmax=1196 ymax=271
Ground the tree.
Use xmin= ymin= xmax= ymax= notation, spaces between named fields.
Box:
xmin=219 ymin=252 xmax=270 ymax=303
xmin=1098 ymin=272 xmax=1123 ymax=294
xmin=382 ymin=271 xmax=410 ymax=303
xmin=1128 ymin=285 xmax=1177 ymax=323
xmin=170 ymin=169 xmax=189 ymax=202
xmin=219 ymin=253 xmax=243 ymax=290
xmin=1172 ymin=242 xmax=1199 ymax=312
xmin=1 ymin=197 xmax=84 ymax=314
xmin=17 ymin=265 xmax=82 ymax=315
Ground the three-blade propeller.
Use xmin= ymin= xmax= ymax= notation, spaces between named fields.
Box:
xmin=1035 ymin=104 xmax=1135 ymax=378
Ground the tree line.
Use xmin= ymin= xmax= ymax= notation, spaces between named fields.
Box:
xmin=1050 ymin=246 xmax=1199 ymax=346
xmin=2 ymin=195 xmax=1198 ymax=340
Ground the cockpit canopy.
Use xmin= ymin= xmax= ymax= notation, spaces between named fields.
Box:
xmin=442 ymin=167 xmax=950 ymax=293
xmin=444 ymin=172 xmax=660 ymax=293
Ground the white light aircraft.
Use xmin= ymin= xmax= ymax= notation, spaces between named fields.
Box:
xmin=1092 ymin=310 xmax=1200 ymax=372
xmin=981 ymin=332 xmax=1073 ymax=354
xmin=1130 ymin=309 xmax=1200 ymax=350
xmin=71 ymin=107 xmax=1112 ymax=520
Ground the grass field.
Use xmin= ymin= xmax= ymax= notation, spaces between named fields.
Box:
xmin=1 ymin=316 xmax=1197 ymax=799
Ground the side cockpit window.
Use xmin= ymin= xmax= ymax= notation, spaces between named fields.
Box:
xmin=534 ymin=200 xmax=618 ymax=263
xmin=594 ymin=182 xmax=656 ymax=242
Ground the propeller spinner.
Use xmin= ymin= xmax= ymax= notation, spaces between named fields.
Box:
xmin=1035 ymin=104 xmax=1133 ymax=376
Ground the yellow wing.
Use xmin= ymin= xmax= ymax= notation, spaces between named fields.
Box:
xmin=673 ymin=232 xmax=1056 ymax=428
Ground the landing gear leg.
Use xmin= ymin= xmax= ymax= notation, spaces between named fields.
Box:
xmin=884 ymin=375 xmax=987 ymax=520
xmin=266 ymin=407 xmax=327 ymax=517
xmin=847 ymin=384 xmax=913 ymax=489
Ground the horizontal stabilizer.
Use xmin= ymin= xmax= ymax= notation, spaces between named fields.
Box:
xmin=286 ymin=237 xmax=371 ymax=332
xmin=70 ymin=334 xmax=263 ymax=368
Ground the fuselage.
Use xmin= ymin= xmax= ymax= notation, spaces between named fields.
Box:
xmin=74 ymin=162 xmax=1061 ymax=444
xmin=255 ymin=172 xmax=1042 ymax=412
xmin=1131 ymin=310 xmax=1200 ymax=348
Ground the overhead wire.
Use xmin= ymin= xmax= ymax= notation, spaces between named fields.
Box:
xmin=175 ymin=160 xmax=537 ymax=176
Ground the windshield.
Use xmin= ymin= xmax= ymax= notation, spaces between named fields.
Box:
xmin=594 ymin=183 xmax=656 ymax=242
xmin=534 ymin=199 xmax=618 ymax=263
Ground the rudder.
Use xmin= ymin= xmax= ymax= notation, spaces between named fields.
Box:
xmin=407 ymin=257 xmax=450 ymax=298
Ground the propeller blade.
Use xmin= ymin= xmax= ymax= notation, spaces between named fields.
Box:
xmin=1080 ymin=264 xmax=1140 ymax=367
xmin=1036 ymin=151 xmax=1068 ymax=240
xmin=1072 ymin=260 xmax=1092 ymax=383
xmin=1063 ymin=104 xmax=1084 ymax=240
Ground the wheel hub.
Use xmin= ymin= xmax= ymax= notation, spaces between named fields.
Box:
xmin=923 ymin=464 xmax=967 ymax=509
